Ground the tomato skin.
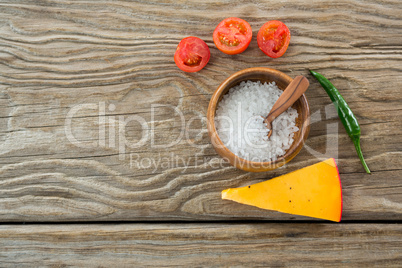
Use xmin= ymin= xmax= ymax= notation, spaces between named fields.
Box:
xmin=174 ymin=36 xmax=210 ymax=72
xmin=257 ymin=20 xmax=291 ymax=58
xmin=213 ymin=17 xmax=252 ymax=55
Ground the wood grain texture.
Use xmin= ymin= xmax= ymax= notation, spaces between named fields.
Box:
xmin=0 ymin=223 xmax=401 ymax=267
xmin=0 ymin=0 xmax=400 ymax=221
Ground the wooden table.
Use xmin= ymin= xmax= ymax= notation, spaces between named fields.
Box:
xmin=0 ymin=0 xmax=400 ymax=266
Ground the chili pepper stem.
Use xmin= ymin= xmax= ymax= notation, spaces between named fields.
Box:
xmin=352 ymin=138 xmax=371 ymax=174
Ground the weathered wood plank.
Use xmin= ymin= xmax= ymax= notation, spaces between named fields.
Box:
xmin=0 ymin=223 xmax=400 ymax=267
xmin=0 ymin=0 xmax=400 ymax=221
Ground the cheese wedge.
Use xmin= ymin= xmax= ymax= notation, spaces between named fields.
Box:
xmin=222 ymin=158 xmax=342 ymax=222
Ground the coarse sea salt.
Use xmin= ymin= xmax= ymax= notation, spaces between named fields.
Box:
xmin=215 ymin=80 xmax=299 ymax=162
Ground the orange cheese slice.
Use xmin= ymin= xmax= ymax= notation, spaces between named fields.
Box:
xmin=222 ymin=158 xmax=342 ymax=222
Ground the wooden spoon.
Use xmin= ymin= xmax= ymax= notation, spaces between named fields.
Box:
xmin=264 ymin=75 xmax=309 ymax=138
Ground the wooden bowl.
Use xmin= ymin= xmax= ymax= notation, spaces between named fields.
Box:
xmin=207 ymin=67 xmax=310 ymax=172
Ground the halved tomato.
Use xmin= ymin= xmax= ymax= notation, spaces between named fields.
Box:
xmin=257 ymin=20 xmax=291 ymax=58
xmin=213 ymin=17 xmax=252 ymax=55
xmin=174 ymin=36 xmax=210 ymax=72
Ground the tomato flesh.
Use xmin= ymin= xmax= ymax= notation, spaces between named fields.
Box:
xmin=257 ymin=20 xmax=291 ymax=58
xmin=213 ymin=17 xmax=252 ymax=55
xmin=183 ymin=53 xmax=202 ymax=67
xmin=174 ymin=36 xmax=210 ymax=72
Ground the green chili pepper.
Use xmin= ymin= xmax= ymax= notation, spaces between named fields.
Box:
xmin=309 ymin=70 xmax=370 ymax=174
